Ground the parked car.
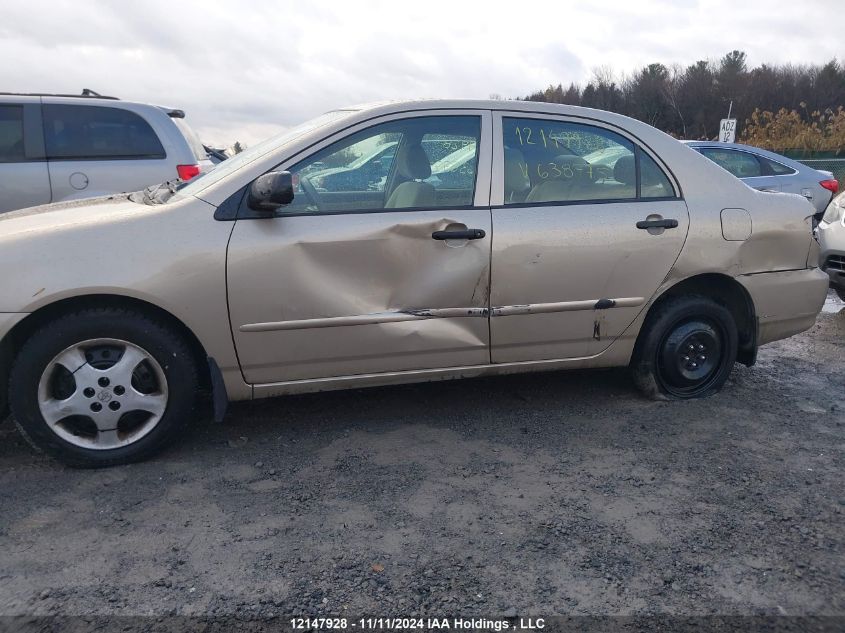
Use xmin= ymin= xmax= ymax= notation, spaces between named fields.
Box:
xmin=204 ymin=145 xmax=229 ymax=164
xmin=817 ymin=192 xmax=845 ymax=301
xmin=684 ymin=141 xmax=838 ymax=217
xmin=0 ymin=100 xmax=829 ymax=467
xmin=0 ymin=90 xmax=212 ymax=213
xmin=306 ymin=141 xmax=398 ymax=192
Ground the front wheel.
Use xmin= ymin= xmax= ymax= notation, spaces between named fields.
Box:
xmin=9 ymin=308 xmax=198 ymax=467
xmin=631 ymin=295 xmax=738 ymax=400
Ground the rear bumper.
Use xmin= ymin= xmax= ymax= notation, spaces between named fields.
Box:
xmin=738 ymin=268 xmax=829 ymax=346
xmin=0 ymin=313 xmax=27 ymax=421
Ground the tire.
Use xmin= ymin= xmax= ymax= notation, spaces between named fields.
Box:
xmin=631 ymin=295 xmax=738 ymax=400
xmin=9 ymin=308 xmax=198 ymax=467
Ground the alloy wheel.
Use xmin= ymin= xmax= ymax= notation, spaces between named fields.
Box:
xmin=36 ymin=338 xmax=169 ymax=450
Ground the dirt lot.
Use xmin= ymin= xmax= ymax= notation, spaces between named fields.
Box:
xmin=1 ymin=297 xmax=843 ymax=620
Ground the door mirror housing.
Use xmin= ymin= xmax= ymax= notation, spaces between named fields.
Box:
xmin=247 ymin=171 xmax=294 ymax=212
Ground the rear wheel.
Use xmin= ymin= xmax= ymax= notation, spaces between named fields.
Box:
xmin=631 ymin=295 xmax=738 ymax=400
xmin=9 ymin=308 xmax=198 ymax=467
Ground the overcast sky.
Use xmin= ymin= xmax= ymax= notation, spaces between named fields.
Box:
xmin=1 ymin=0 xmax=840 ymax=147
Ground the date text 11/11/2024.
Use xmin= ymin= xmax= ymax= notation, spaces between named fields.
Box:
xmin=289 ymin=617 xmax=547 ymax=630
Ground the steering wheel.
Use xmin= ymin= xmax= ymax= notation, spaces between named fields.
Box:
xmin=298 ymin=176 xmax=324 ymax=212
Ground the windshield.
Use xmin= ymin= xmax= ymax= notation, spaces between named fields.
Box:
xmin=173 ymin=109 xmax=356 ymax=199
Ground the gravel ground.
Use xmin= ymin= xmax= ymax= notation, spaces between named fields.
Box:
xmin=1 ymin=297 xmax=843 ymax=620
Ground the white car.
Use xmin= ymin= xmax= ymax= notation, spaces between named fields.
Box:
xmin=0 ymin=90 xmax=213 ymax=213
xmin=818 ymin=192 xmax=845 ymax=300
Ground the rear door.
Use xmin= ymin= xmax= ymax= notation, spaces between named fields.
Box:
xmin=226 ymin=111 xmax=493 ymax=384
xmin=43 ymin=103 xmax=172 ymax=200
xmin=490 ymin=112 xmax=689 ymax=361
xmin=0 ymin=100 xmax=51 ymax=212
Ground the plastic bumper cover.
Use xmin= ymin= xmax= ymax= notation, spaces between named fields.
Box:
xmin=738 ymin=268 xmax=829 ymax=346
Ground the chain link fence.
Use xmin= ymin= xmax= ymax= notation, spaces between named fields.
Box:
xmin=796 ymin=158 xmax=845 ymax=185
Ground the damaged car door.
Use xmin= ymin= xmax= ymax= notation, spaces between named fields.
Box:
xmin=490 ymin=113 xmax=689 ymax=361
xmin=226 ymin=112 xmax=493 ymax=384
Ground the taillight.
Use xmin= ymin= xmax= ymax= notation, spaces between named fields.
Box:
xmin=177 ymin=164 xmax=201 ymax=181
xmin=820 ymin=179 xmax=839 ymax=194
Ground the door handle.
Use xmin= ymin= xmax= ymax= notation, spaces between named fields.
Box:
xmin=636 ymin=218 xmax=678 ymax=230
xmin=431 ymin=228 xmax=486 ymax=240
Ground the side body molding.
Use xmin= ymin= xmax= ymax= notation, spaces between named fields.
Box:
xmin=239 ymin=298 xmax=644 ymax=332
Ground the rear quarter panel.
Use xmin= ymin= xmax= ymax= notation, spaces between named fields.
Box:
xmin=595 ymin=126 xmax=820 ymax=356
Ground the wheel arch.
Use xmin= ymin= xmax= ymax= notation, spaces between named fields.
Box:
xmin=637 ymin=273 xmax=757 ymax=366
xmin=2 ymin=294 xmax=212 ymax=396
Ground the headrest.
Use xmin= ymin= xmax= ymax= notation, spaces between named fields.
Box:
xmin=613 ymin=154 xmax=636 ymax=185
xmin=542 ymin=155 xmax=590 ymax=181
xmin=504 ymin=147 xmax=530 ymax=194
xmin=395 ymin=143 xmax=431 ymax=180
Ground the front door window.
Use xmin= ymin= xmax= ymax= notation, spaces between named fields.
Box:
xmin=281 ymin=116 xmax=481 ymax=214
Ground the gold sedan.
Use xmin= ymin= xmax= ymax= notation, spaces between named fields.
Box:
xmin=0 ymin=100 xmax=829 ymax=466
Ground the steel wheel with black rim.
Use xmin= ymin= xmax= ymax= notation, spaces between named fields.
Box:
xmin=631 ymin=295 xmax=738 ymax=400
xmin=9 ymin=308 xmax=198 ymax=467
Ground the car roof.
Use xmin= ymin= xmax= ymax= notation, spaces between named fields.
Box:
xmin=331 ymin=99 xmax=664 ymax=143
xmin=0 ymin=91 xmax=184 ymax=117
xmin=682 ymin=140 xmax=759 ymax=150
xmin=342 ymin=98 xmax=637 ymax=117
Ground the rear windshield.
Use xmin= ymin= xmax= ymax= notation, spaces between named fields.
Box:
xmin=172 ymin=117 xmax=208 ymax=161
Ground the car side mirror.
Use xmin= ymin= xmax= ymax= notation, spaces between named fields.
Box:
xmin=247 ymin=171 xmax=294 ymax=212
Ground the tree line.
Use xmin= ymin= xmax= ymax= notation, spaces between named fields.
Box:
xmin=519 ymin=51 xmax=845 ymax=149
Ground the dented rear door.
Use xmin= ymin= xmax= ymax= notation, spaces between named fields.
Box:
xmin=226 ymin=111 xmax=492 ymax=384
xmin=489 ymin=112 xmax=690 ymax=361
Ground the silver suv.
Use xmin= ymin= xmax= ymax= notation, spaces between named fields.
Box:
xmin=0 ymin=90 xmax=212 ymax=213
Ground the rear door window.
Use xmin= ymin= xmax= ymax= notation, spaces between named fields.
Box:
xmin=700 ymin=148 xmax=762 ymax=178
xmin=0 ymin=105 xmax=25 ymax=162
xmin=43 ymin=104 xmax=166 ymax=160
xmin=501 ymin=117 xmax=676 ymax=204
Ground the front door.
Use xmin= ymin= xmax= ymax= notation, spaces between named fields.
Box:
xmin=490 ymin=113 xmax=690 ymax=362
xmin=226 ymin=112 xmax=493 ymax=384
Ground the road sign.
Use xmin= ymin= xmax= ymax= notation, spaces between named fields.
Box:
xmin=719 ymin=118 xmax=737 ymax=143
